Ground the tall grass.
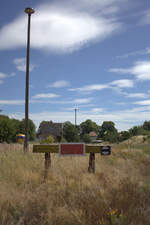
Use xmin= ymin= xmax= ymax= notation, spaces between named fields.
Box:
xmin=0 ymin=143 xmax=150 ymax=225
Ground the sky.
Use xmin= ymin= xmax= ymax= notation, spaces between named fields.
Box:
xmin=0 ymin=0 xmax=150 ymax=131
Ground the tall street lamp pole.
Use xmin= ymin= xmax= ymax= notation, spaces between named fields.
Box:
xmin=24 ymin=8 xmax=35 ymax=153
xmin=75 ymin=108 xmax=77 ymax=127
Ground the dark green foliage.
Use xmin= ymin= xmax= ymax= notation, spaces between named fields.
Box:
xmin=0 ymin=115 xmax=36 ymax=143
xmin=80 ymin=119 xmax=99 ymax=136
xmin=0 ymin=117 xmax=14 ymax=143
xmin=129 ymin=126 xmax=139 ymax=136
xmin=129 ymin=122 xmax=150 ymax=138
xmin=63 ymin=121 xmax=80 ymax=142
xmin=82 ymin=133 xmax=92 ymax=143
xmin=119 ymin=131 xmax=130 ymax=142
xmin=40 ymin=135 xmax=54 ymax=144
xmin=99 ymin=121 xmax=119 ymax=143
xmin=19 ymin=119 xmax=36 ymax=141
xmin=143 ymin=121 xmax=150 ymax=131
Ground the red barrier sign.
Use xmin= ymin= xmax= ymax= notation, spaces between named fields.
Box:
xmin=59 ymin=143 xmax=85 ymax=156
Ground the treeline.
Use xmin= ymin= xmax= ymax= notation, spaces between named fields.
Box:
xmin=62 ymin=120 xmax=150 ymax=143
xmin=0 ymin=115 xmax=36 ymax=143
xmin=1 ymin=114 xmax=150 ymax=143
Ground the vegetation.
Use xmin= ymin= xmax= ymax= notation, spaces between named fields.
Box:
xmin=0 ymin=115 xmax=36 ymax=143
xmin=0 ymin=143 xmax=150 ymax=225
xmin=1 ymin=113 xmax=150 ymax=144
xmin=82 ymin=133 xmax=92 ymax=143
xmin=80 ymin=119 xmax=99 ymax=137
xmin=40 ymin=135 xmax=54 ymax=144
xmin=63 ymin=121 xmax=80 ymax=142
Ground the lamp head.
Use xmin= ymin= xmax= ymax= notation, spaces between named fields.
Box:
xmin=25 ymin=8 xmax=35 ymax=15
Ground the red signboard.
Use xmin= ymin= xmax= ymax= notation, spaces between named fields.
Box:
xmin=59 ymin=143 xmax=85 ymax=156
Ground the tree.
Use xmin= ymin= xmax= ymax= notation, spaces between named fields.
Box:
xmin=80 ymin=119 xmax=99 ymax=137
xmin=19 ymin=119 xmax=36 ymax=141
xmin=129 ymin=126 xmax=139 ymax=136
xmin=63 ymin=121 xmax=80 ymax=142
xmin=119 ymin=131 xmax=130 ymax=142
xmin=143 ymin=121 xmax=150 ymax=131
xmin=11 ymin=118 xmax=21 ymax=142
xmin=99 ymin=121 xmax=119 ymax=143
xmin=40 ymin=135 xmax=54 ymax=144
xmin=0 ymin=117 xmax=14 ymax=143
xmin=82 ymin=134 xmax=92 ymax=143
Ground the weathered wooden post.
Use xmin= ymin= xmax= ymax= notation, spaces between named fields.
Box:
xmin=44 ymin=153 xmax=51 ymax=180
xmin=33 ymin=144 xmax=111 ymax=179
xmin=88 ymin=152 xmax=95 ymax=173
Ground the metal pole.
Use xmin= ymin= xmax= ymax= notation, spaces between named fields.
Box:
xmin=24 ymin=8 xmax=34 ymax=153
xmin=75 ymin=108 xmax=77 ymax=127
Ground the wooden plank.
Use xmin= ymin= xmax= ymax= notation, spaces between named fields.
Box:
xmin=88 ymin=152 xmax=95 ymax=173
xmin=33 ymin=144 xmax=102 ymax=153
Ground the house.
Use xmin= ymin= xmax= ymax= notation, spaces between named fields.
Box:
xmin=37 ymin=121 xmax=64 ymax=142
xmin=89 ymin=131 xmax=98 ymax=141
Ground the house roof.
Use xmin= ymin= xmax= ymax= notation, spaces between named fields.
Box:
xmin=89 ymin=131 xmax=97 ymax=137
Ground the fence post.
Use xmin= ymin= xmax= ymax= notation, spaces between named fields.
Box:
xmin=88 ymin=152 xmax=95 ymax=173
xmin=44 ymin=153 xmax=51 ymax=180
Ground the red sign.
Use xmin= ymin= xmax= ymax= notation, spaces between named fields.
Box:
xmin=59 ymin=143 xmax=85 ymax=156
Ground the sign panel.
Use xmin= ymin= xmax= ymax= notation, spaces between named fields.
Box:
xmin=100 ymin=146 xmax=111 ymax=155
xmin=59 ymin=143 xmax=85 ymax=156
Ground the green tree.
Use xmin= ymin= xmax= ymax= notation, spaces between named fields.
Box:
xmin=0 ymin=117 xmax=14 ymax=143
xmin=19 ymin=119 xmax=36 ymax=141
xmin=82 ymin=133 xmax=92 ymax=143
xmin=119 ymin=131 xmax=130 ymax=142
xmin=143 ymin=121 xmax=150 ymax=131
xmin=40 ymin=135 xmax=54 ymax=144
xmin=11 ymin=118 xmax=21 ymax=142
xmin=99 ymin=121 xmax=119 ymax=143
xmin=80 ymin=119 xmax=99 ymax=137
xmin=129 ymin=126 xmax=139 ymax=136
xmin=63 ymin=121 xmax=80 ymax=142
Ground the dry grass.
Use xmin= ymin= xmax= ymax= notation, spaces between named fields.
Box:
xmin=0 ymin=143 xmax=150 ymax=225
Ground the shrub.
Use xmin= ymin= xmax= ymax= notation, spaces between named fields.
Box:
xmin=40 ymin=136 xmax=54 ymax=144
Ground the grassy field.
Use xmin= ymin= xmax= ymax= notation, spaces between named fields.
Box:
xmin=0 ymin=143 xmax=150 ymax=225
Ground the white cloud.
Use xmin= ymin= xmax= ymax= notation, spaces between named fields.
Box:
xmin=74 ymin=98 xmax=92 ymax=104
xmin=134 ymin=100 xmax=150 ymax=106
xmin=92 ymin=108 xmax=104 ymax=113
xmin=0 ymin=100 xmax=24 ymax=105
xmin=69 ymin=84 xmax=109 ymax=92
xmin=140 ymin=9 xmax=150 ymax=25
xmin=110 ymin=79 xmax=134 ymax=88
xmin=116 ymin=47 xmax=150 ymax=59
xmin=32 ymin=93 xmax=60 ymax=99
xmin=109 ymin=60 xmax=150 ymax=81
xmin=7 ymin=105 xmax=150 ymax=131
xmin=0 ymin=1 xmax=121 ymax=53
xmin=48 ymin=80 xmax=70 ymax=88
xmin=125 ymin=93 xmax=148 ymax=98
xmin=0 ymin=97 xmax=92 ymax=106
xmin=0 ymin=73 xmax=8 ymax=85
xmin=0 ymin=72 xmax=7 ymax=79
xmin=69 ymin=79 xmax=134 ymax=93
xmin=13 ymin=58 xmax=35 ymax=72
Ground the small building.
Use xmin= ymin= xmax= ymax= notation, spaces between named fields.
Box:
xmin=89 ymin=131 xmax=98 ymax=141
xmin=37 ymin=121 xmax=64 ymax=142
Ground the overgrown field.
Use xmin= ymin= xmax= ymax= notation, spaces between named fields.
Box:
xmin=0 ymin=143 xmax=150 ymax=225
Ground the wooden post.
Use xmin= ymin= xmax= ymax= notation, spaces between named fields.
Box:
xmin=88 ymin=152 xmax=95 ymax=173
xmin=44 ymin=153 xmax=51 ymax=180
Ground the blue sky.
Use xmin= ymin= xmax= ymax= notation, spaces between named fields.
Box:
xmin=0 ymin=0 xmax=150 ymax=131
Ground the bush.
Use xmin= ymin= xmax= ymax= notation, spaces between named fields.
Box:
xmin=40 ymin=136 xmax=54 ymax=144
xmin=82 ymin=134 xmax=91 ymax=143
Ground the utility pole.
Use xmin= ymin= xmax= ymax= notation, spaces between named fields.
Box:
xmin=24 ymin=8 xmax=35 ymax=153
xmin=75 ymin=108 xmax=77 ymax=127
